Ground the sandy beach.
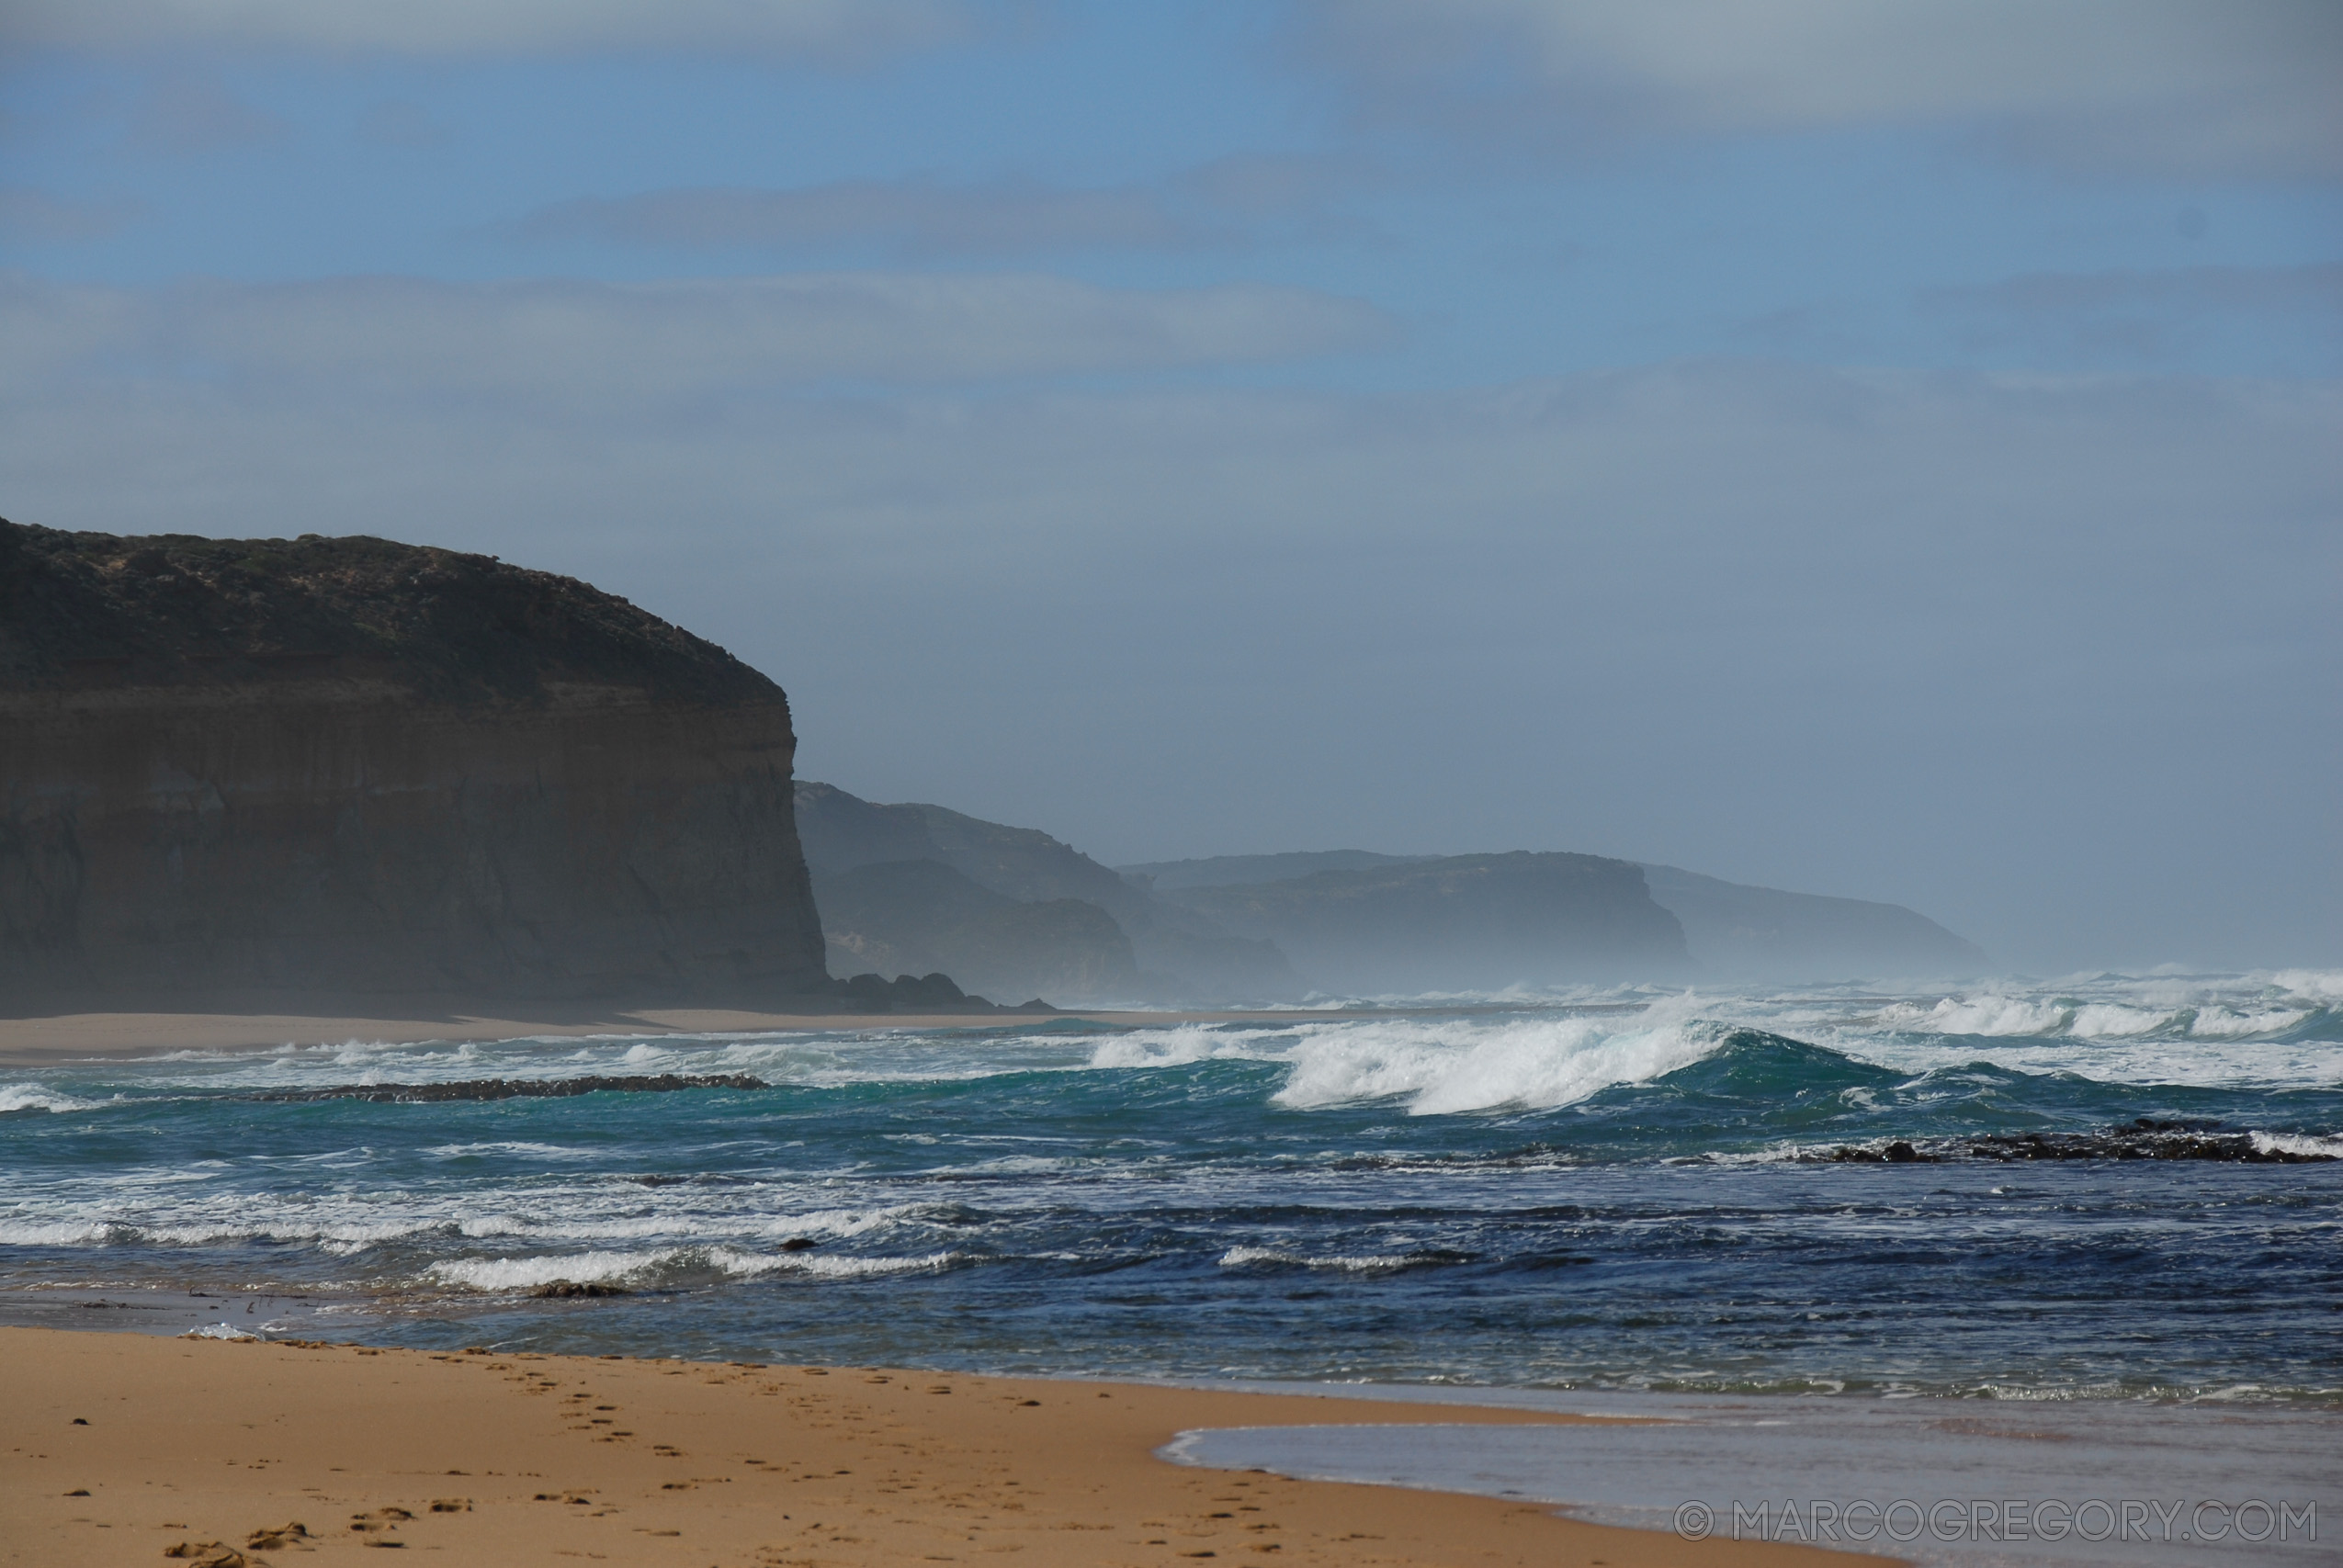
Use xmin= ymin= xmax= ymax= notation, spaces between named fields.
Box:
xmin=2 ymin=1327 xmax=1891 ymax=1568
xmin=0 ymin=1008 xmax=1341 ymax=1068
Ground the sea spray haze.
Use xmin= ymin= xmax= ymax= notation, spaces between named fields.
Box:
xmin=4 ymin=970 xmax=2337 ymax=1397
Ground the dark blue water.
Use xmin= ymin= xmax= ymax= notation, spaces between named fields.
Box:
xmin=6 ymin=973 xmax=2340 ymax=1400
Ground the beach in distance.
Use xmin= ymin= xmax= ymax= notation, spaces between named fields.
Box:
xmin=0 ymin=1005 xmax=1306 ymax=1068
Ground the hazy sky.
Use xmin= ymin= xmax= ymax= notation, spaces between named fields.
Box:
xmin=4 ymin=2 xmax=2337 ymax=970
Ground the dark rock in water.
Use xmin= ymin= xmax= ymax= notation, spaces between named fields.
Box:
xmin=1961 ymin=1127 xmax=2327 ymax=1163
xmin=530 ymin=1280 xmax=628 ymax=1298
xmin=1829 ymin=1140 xmax=1931 ymax=1162
xmin=777 ymin=1237 xmax=819 ymax=1252
xmin=1825 ymin=1121 xmax=2333 ymax=1164
xmin=0 ymin=519 xmax=828 ymax=1008
xmin=253 ymin=1072 xmax=767 ymax=1103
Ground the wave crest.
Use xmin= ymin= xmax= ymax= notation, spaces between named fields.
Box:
xmin=428 ymin=1246 xmax=963 ymax=1292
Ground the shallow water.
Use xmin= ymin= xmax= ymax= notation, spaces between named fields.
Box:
xmin=1165 ymin=1385 xmax=2343 ymax=1565
xmin=3 ymin=969 xmax=2339 ymax=1404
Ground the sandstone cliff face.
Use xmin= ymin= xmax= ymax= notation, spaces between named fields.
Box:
xmin=0 ymin=521 xmax=828 ymax=1006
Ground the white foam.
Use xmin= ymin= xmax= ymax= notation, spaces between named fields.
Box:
xmin=1085 ymin=1025 xmax=1281 ymax=1069
xmin=423 ymin=1142 xmax=578 ymax=1158
xmin=181 ymin=1323 xmax=258 ymax=1340
xmin=1218 ymin=1247 xmax=1433 ymax=1272
xmin=0 ymin=1084 xmax=103 ymax=1113
xmin=427 ymin=1245 xmax=963 ymax=1291
xmin=1274 ymin=1013 xmax=1720 ymax=1114
xmin=2249 ymin=1131 xmax=2343 ymax=1158
xmin=1083 ymin=1001 xmax=1730 ymax=1115
xmin=727 ymin=1249 xmax=961 ymax=1280
xmin=2186 ymin=1006 xmax=2314 ymax=1038
xmin=430 ymin=1249 xmax=663 ymax=1291
xmin=0 ymin=1219 xmax=111 ymax=1245
xmin=2266 ymin=967 xmax=2343 ymax=1002
xmin=1877 ymin=995 xmax=2073 ymax=1036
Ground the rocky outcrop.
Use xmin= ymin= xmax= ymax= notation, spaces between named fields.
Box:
xmin=1823 ymin=1121 xmax=2334 ymax=1164
xmin=0 ymin=519 xmax=832 ymax=1009
xmin=796 ymin=782 xmax=1296 ymax=1003
xmin=813 ymin=858 xmax=1138 ymax=1003
xmin=1160 ymin=852 xmax=1690 ymax=994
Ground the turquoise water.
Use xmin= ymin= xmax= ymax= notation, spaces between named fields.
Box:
xmin=5 ymin=970 xmax=2340 ymax=1400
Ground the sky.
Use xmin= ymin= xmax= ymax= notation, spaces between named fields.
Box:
xmin=2 ymin=1 xmax=2337 ymax=971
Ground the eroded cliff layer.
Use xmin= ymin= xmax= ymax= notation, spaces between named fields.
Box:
xmin=0 ymin=520 xmax=829 ymax=1006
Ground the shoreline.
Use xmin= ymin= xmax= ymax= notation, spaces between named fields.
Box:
xmin=4 ymin=1325 xmax=1894 ymax=1568
xmin=0 ymin=1005 xmax=1360 ymax=1067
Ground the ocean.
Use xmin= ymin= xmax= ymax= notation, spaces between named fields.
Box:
xmin=6 ymin=969 xmax=2340 ymax=1561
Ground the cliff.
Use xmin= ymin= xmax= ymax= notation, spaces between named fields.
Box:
xmin=1635 ymin=863 xmax=1987 ymax=978
xmin=0 ymin=519 xmax=832 ymax=1008
xmin=795 ymin=782 xmax=1297 ymax=1003
xmin=1127 ymin=852 xmax=1988 ymax=982
xmin=1159 ymin=852 xmax=1690 ymax=994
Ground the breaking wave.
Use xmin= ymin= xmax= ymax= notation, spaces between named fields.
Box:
xmin=1218 ymin=1246 xmax=1469 ymax=1273
xmin=0 ymin=1084 xmax=105 ymax=1114
xmin=1088 ymin=1003 xmax=1731 ymax=1114
xmin=429 ymin=1247 xmax=963 ymax=1292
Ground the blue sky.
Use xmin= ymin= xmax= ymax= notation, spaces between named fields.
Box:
xmin=4 ymin=1 xmax=2338 ymax=967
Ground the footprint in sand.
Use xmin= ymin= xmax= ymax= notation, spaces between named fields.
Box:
xmin=163 ymin=1543 xmax=247 ymax=1568
xmin=244 ymin=1521 xmax=310 ymax=1550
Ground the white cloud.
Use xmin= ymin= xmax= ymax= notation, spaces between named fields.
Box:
xmin=0 ymin=271 xmax=1393 ymax=399
xmin=1294 ymin=0 xmax=2343 ymax=175
xmin=2 ymin=0 xmax=983 ymax=61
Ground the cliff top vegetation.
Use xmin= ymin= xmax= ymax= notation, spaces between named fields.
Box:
xmin=0 ymin=518 xmax=779 ymax=707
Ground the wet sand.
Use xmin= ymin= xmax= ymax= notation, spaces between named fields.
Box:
xmin=2 ymin=1327 xmax=1893 ymax=1568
